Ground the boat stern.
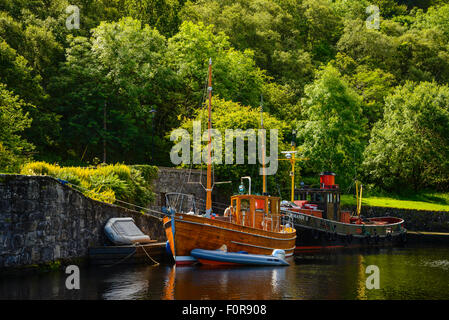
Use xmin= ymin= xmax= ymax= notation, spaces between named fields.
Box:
xmin=163 ymin=215 xmax=198 ymax=265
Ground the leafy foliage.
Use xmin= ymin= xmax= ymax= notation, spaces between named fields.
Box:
xmin=176 ymin=98 xmax=292 ymax=196
xmin=0 ymin=83 xmax=33 ymax=172
xmin=363 ymin=81 xmax=449 ymax=192
xmin=297 ymin=65 xmax=367 ymax=188
xmin=51 ymin=17 xmax=177 ymax=164
xmin=1 ymin=0 xmax=449 ymax=196
xmin=167 ymin=21 xmax=267 ymax=110
xmin=21 ymin=162 xmax=158 ymax=208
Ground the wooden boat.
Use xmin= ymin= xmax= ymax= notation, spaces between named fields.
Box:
xmin=281 ymin=172 xmax=407 ymax=250
xmin=163 ymin=59 xmax=296 ymax=265
xmin=163 ymin=193 xmax=296 ymax=264
xmin=190 ymin=248 xmax=289 ymax=266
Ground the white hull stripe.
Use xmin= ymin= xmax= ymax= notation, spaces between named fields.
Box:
xmin=175 ymin=256 xmax=197 ymax=262
xmin=174 ymin=218 xmax=297 ymax=241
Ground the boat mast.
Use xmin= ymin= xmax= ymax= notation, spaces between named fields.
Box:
xmin=260 ymin=95 xmax=266 ymax=195
xmin=356 ymin=180 xmax=363 ymax=217
xmin=206 ymin=58 xmax=213 ymax=217
xmin=290 ymin=131 xmax=296 ymax=202
xmin=280 ymin=130 xmax=308 ymax=202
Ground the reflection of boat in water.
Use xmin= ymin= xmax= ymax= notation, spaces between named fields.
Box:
xmin=163 ymin=59 xmax=296 ymax=265
xmin=162 ymin=264 xmax=288 ymax=300
xmin=281 ymin=172 xmax=407 ymax=251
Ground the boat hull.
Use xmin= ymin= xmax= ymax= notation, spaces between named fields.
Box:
xmin=191 ymin=249 xmax=289 ymax=266
xmin=163 ymin=213 xmax=296 ymax=265
xmin=283 ymin=209 xmax=407 ymax=252
xmin=294 ymin=224 xmax=406 ymax=249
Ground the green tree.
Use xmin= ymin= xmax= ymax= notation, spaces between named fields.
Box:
xmin=0 ymin=38 xmax=44 ymax=103
xmin=51 ymin=18 xmax=177 ymax=164
xmin=167 ymin=21 xmax=267 ymax=112
xmin=337 ymin=19 xmax=398 ymax=72
xmin=0 ymin=37 xmax=60 ymax=158
xmin=123 ymin=0 xmax=184 ymax=36
xmin=20 ymin=11 xmax=65 ymax=84
xmin=262 ymin=82 xmax=302 ymax=124
xmin=297 ymin=65 xmax=366 ymax=187
xmin=301 ymin=0 xmax=342 ymax=61
xmin=413 ymin=3 xmax=449 ymax=39
xmin=338 ymin=16 xmax=449 ymax=85
xmin=371 ymin=0 xmax=407 ymax=18
xmin=175 ymin=98 xmax=291 ymax=196
xmin=395 ymin=27 xmax=449 ymax=83
xmin=349 ymin=66 xmax=396 ymax=126
xmin=333 ymin=54 xmax=397 ymax=126
xmin=181 ymin=0 xmax=338 ymax=93
xmin=363 ymin=81 xmax=449 ymax=191
xmin=0 ymin=83 xmax=33 ymax=172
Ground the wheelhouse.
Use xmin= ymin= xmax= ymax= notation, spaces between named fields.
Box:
xmin=229 ymin=194 xmax=282 ymax=232
xmin=294 ymin=172 xmax=345 ymax=222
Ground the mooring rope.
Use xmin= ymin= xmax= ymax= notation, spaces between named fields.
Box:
xmin=101 ymin=244 xmax=160 ymax=268
xmin=139 ymin=244 xmax=160 ymax=266
xmin=101 ymin=247 xmax=137 ymax=268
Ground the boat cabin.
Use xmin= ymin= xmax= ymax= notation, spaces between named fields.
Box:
xmin=293 ymin=172 xmax=350 ymax=223
xmin=227 ymin=194 xmax=282 ymax=232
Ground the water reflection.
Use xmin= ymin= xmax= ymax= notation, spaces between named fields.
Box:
xmin=1 ymin=245 xmax=449 ymax=300
xmin=162 ymin=265 xmax=288 ymax=300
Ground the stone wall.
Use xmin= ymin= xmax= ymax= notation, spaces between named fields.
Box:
xmin=0 ymin=174 xmax=165 ymax=269
xmin=151 ymin=167 xmax=231 ymax=213
xmin=342 ymin=205 xmax=449 ymax=232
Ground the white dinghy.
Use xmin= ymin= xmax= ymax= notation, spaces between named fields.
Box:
xmin=104 ymin=217 xmax=154 ymax=245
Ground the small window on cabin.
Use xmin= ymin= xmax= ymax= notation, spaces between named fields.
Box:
xmin=232 ymin=199 xmax=237 ymax=211
xmin=267 ymin=199 xmax=272 ymax=214
xmin=241 ymin=199 xmax=250 ymax=212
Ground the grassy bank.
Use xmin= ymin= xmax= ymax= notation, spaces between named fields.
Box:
xmin=341 ymin=193 xmax=449 ymax=212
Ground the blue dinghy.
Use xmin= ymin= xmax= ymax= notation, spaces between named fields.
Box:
xmin=190 ymin=248 xmax=289 ymax=266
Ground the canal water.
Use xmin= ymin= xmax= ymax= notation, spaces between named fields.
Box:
xmin=1 ymin=245 xmax=449 ymax=300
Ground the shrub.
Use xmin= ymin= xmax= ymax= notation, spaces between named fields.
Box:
xmin=20 ymin=162 xmax=158 ymax=209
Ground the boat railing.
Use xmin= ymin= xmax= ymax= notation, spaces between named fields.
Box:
xmin=165 ymin=192 xmax=199 ymax=215
xmin=281 ymin=214 xmax=294 ymax=232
